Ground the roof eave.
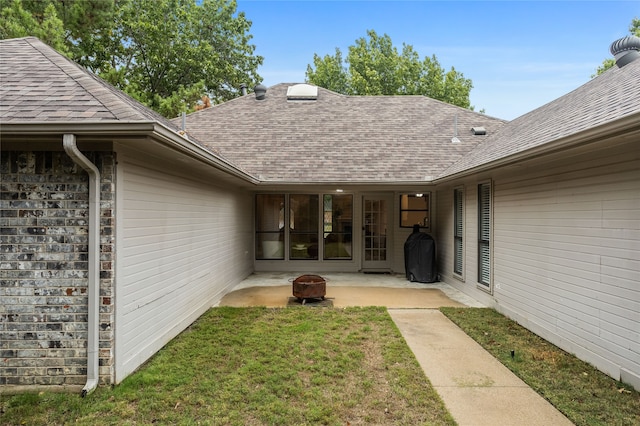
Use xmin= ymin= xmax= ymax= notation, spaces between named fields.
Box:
xmin=0 ymin=121 xmax=261 ymax=185
xmin=253 ymin=179 xmax=437 ymax=187
xmin=434 ymin=111 xmax=640 ymax=184
xmin=150 ymin=123 xmax=260 ymax=185
xmin=0 ymin=121 xmax=158 ymax=136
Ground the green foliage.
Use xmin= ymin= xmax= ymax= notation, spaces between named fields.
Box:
xmin=0 ymin=0 xmax=263 ymax=118
xmin=594 ymin=17 xmax=640 ymax=76
xmin=59 ymin=0 xmax=123 ymax=75
xmin=0 ymin=0 xmax=67 ymax=54
xmin=115 ymin=0 xmax=262 ymax=116
xmin=306 ymin=29 xmax=473 ymax=109
xmin=306 ymin=48 xmax=351 ymax=94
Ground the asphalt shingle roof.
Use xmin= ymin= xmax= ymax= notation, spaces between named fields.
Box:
xmin=440 ymin=59 xmax=640 ymax=178
xmin=176 ymin=84 xmax=506 ymax=183
xmin=3 ymin=37 xmax=638 ymax=185
xmin=0 ymin=37 xmax=177 ymax=129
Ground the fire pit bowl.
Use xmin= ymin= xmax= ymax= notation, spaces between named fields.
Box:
xmin=291 ymin=274 xmax=326 ymax=303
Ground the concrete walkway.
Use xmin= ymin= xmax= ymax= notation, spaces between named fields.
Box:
xmin=221 ymin=273 xmax=574 ymax=425
xmin=389 ymin=309 xmax=573 ymax=426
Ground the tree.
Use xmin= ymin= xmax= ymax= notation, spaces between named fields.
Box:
xmin=0 ymin=0 xmax=120 ymax=69
xmin=0 ymin=0 xmax=67 ymax=54
xmin=112 ymin=0 xmax=262 ymax=116
xmin=306 ymin=30 xmax=473 ymax=109
xmin=594 ymin=17 xmax=640 ymax=76
xmin=308 ymin=48 xmax=351 ymax=95
xmin=56 ymin=0 xmax=123 ymax=76
xmin=0 ymin=0 xmax=263 ymax=118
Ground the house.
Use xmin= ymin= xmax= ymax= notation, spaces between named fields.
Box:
xmin=1 ymin=37 xmax=257 ymax=393
xmin=1 ymin=35 xmax=638 ymax=393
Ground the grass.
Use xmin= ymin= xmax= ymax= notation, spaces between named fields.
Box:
xmin=441 ymin=307 xmax=640 ymax=426
xmin=4 ymin=306 xmax=639 ymax=425
xmin=1 ymin=306 xmax=455 ymax=426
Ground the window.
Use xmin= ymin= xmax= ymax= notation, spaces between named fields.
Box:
xmin=256 ymin=193 xmax=353 ymax=261
xmin=290 ymin=194 xmax=319 ymax=259
xmin=323 ymin=194 xmax=353 ymax=259
xmin=478 ymin=182 xmax=491 ymax=288
xmin=453 ymin=187 xmax=464 ymax=277
xmin=255 ymin=194 xmax=285 ymax=259
xmin=400 ymin=193 xmax=430 ymax=230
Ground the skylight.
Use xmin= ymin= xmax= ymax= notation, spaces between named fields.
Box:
xmin=286 ymin=84 xmax=318 ymax=100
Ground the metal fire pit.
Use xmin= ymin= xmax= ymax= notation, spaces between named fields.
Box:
xmin=292 ymin=274 xmax=326 ymax=304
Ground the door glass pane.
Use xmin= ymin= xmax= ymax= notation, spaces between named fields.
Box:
xmin=364 ymin=199 xmax=387 ymax=261
xmin=256 ymin=194 xmax=284 ymax=259
xmin=290 ymin=194 xmax=319 ymax=259
xmin=323 ymin=194 xmax=353 ymax=259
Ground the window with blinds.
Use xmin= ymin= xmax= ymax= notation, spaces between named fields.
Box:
xmin=454 ymin=188 xmax=464 ymax=277
xmin=478 ymin=182 xmax=491 ymax=287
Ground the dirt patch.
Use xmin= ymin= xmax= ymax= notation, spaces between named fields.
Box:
xmin=219 ymin=286 xmax=465 ymax=308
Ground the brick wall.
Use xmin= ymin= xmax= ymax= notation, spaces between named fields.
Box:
xmin=0 ymin=150 xmax=115 ymax=388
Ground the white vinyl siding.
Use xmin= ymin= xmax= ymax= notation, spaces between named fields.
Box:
xmin=478 ymin=182 xmax=491 ymax=288
xmin=437 ymin=137 xmax=639 ymax=389
xmin=493 ymin=138 xmax=639 ymax=388
xmin=114 ymin=150 xmax=253 ymax=383
xmin=453 ymin=187 xmax=464 ymax=277
xmin=492 ymin=143 xmax=640 ymax=386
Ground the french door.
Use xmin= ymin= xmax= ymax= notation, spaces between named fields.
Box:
xmin=362 ymin=194 xmax=392 ymax=271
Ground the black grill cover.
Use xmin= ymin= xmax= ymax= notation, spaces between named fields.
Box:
xmin=404 ymin=229 xmax=437 ymax=283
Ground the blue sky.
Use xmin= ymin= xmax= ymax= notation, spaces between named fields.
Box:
xmin=235 ymin=1 xmax=639 ymax=120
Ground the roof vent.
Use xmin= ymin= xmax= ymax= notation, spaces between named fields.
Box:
xmin=471 ymin=126 xmax=486 ymax=135
xmin=287 ymin=83 xmax=318 ymax=100
xmin=610 ymin=35 xmax=640 ymax=68
xmin=254 ymin=84 xmax=267 ymax=100
xmin=451 ymin=113 xmax=460 ymax=143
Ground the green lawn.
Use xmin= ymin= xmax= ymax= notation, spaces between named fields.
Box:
xmin=1 ymin=307 xmax=455 ymax=425
xmin=441 ymin=307 xmax=640 ymax=426
xmin=4 ymin=306 xmax=638 ymax=425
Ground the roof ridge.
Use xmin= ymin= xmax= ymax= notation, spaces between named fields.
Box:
xmin=1 ymin=37 xmax=182 ymax=130
xmin=22 ymin=38 xmax=118 ymax=121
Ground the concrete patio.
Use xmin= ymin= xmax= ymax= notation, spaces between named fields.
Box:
xmin=220 ymin=272 xmax=485 ymax=308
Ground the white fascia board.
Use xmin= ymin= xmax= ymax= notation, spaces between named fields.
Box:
xmin=434 ymin=111 xmax=640 ymax=184
xmin=0 ymin=121 xmax=157 ymax=136
xmin=150 ymin=122 xmax=260 ymax=185
xmin=0 ymin=121 xmax=261 ymax=185
xmin=253 ymin=180 xmax=437 ymax=189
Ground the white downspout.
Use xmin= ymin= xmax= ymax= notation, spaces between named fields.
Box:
xmin=63 ymin=134 xmax=100 ymax=397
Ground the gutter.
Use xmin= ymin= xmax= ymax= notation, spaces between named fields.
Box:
xmin=433 ymin=111 xmax=640 ymax=184
xmin=1 ymin=121 xmax=260 ymax=185
xmin=62 ymin=134 xmax=100 ymax=397
xmin=150 ymin=123 xmax=260 ymax=185
xmin=251 ymin=180 xmax=437 ymax=188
